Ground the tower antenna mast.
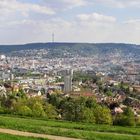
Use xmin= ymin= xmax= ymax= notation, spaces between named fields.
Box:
xmin=52 ymin=33 xmax=54 ymax=43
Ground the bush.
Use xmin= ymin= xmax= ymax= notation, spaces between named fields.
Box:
xmin=114 ymin=107 xmax=135 ymax=126
xmin=82 ymin=108 xmax=95 ymax=123
xmin=136 ymin=117 xmax=140 ymax=126
xmin=32 ymin=102 xmax=46 ymax=117
xmin=94 ymin=106 xmax=112 ymax=125
xmin=44 ymin=104 xmax=57 ymax=119
xmin=16 ymin=105 xmax=32 ymax=116
xmin=0 ymin=107 xmax=5 ymax=114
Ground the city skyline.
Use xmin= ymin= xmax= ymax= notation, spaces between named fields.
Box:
xmin=0 ymin=0 xmax=140 ymax=44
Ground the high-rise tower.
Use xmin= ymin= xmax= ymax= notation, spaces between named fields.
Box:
xmin=64 ymin=69 xmax=73 ymax=94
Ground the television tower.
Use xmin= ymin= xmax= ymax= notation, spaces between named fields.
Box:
xmin=52 ymin=33 xmax=54 ymax=43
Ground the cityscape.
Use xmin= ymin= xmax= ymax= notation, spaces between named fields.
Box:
xmin=0 ymin=43 xmax=140 ymax=120
xmin=0 ymin=0 xmax=140 ymax=140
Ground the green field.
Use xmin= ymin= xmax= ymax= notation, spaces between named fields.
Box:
xmin=0 ymin=115 xmax=140 ymax=140
xmin=0 ymin=133 xmax=47 ymax=140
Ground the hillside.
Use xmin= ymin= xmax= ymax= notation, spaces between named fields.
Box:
xmin=0 ymin=115 xmax=140 ymax=140
xmin=0 ymin=43 xmax=140 ymax=58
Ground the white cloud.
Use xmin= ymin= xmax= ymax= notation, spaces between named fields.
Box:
xmin=1 ymin=14 xmax=139 ymax=44
xmin=0 ymin=1 xmax=139 ymax=44
xmin=77 ymin=13 xmax=116 ymax=23
xmin=62 ymin=0 xmax=88 ymax=7
xmin=93 ymin=0 xmax=140 ymax=8
xmin=125 ymin=19 xmax=140 ymax=24
xmin=0 ymin=0 xmax=55 ymax=17
xmin=42 ymin=0 xmax=88 ymax=10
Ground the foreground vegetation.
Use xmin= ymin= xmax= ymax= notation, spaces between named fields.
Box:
xmin=0 ymin=91 xmax=137 ymax=126
xmin=0 ymin=133 xmax=48 ymax=140
xmin=0 ymin=115 xmax=139 ymax=140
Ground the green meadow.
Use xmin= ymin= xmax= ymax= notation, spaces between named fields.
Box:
xmin=0 ymin=115 xmax=140 ymax=140
xmin=0 ymin=133 xmax=48 ymax=140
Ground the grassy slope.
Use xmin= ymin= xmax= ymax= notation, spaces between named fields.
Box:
xmin=0 ymin=133 xmax=47 ymax=140
xmin=0 ymin=115 xmax=140 ymax=140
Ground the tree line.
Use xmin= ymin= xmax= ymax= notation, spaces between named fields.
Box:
xmin=0 ymin=90 xmax=138 ymax=126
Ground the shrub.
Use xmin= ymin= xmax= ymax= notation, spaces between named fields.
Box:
xmin=94 ymin=106 xmax=112 ymax=125
xmin=44 ymin=104 xmax=57 ymax=119
xmin=82 ymin=108 xmax=95 ymax=123
xmin=16 ymin=105 xmax=32 ymax=116
xmin=114 ymin=107 xmax=135 ymax=126
xmin=32 ymin=102 xmax=46 ymax=117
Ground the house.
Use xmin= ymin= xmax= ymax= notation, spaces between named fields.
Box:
xmin=73 ymin=86 xmax=81 ymax=92
xmin=0 ymin=85 xmax=7 ymax=98
xmin=133 ymin=85 xmax=140 ymax=92
xmin=81 ymin=92 xmax=95 ymax=97
xmin=109 ymin=80 xmax=119 ymax=86
xmin=12 ymin=85 xmax=20 ymax=93
xmin=114 ymin=107 xmax=123 ymax=114
xmin=27 ymin=89 xmax=42 ymax=97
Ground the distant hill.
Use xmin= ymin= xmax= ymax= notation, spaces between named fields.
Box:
xmin=0 ymin=43 xmax=140 ymax=58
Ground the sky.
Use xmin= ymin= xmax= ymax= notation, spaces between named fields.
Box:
xmin=0 ymin=0 xmax=140 ymax=44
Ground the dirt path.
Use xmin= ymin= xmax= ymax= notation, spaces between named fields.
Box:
xmin=0 ymin=128 xmax=83 ymax=140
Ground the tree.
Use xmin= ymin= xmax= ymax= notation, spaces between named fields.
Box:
xmin=44 ymin=104 xmax=57 ymax=119
xmin=16 ymin=105 xmax=32 ymax=116
xmin=86 ymin=98 xmax=97 ymax=108
xmin=114 ymin=107 xmax=135 ymax=126
xmin=41 ymin=88 xmax=45 ymax=95
xmin=123 ymin=107 xmax=135 ymax=126
xmin=62 ymin=97 xmax=86 ymax=122
xmin=106 ymin=91 xmax=113 ymax=97
xmin=82 ymin=107 xmax=95 ymax=123
xmin=62 ymin=99 xmax=76 ymax=121
xmin=48 ymin=94 xmax=61 ymax=108
xmin=32 ymin=102 xmax=45 ymax=117
xmin=94 ymin=106 xmax=112 ymax=125
xmin=16 ymin=89 xmax=26 ymax=98
xmin=27 ymin=97 xmax=44 ymax=109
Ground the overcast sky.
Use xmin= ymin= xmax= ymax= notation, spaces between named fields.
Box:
xmin=0 ymin=0 xmax=140 ymax=44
